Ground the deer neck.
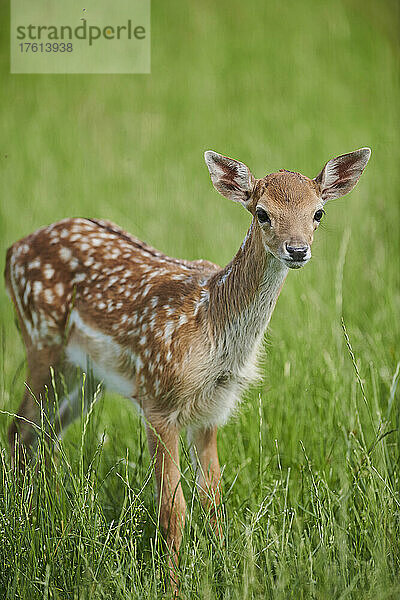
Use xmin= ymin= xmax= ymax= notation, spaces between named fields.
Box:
xmin=207 ymin=220 xmax=288 ymax=348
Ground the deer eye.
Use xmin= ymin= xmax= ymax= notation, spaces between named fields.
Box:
xmin=256 ymin=207 xmax=271 ymax=226
xmin=314 ymin=209 xmax=324 ymax=222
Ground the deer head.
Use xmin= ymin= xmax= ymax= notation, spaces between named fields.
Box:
xmin=205 ymin=147 xmax=371 ymax=269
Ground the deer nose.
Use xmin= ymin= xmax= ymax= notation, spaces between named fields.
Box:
xmin=285 ymin=243 xmax=309 ymax=261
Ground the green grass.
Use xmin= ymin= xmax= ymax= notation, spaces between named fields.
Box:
xmin=0 ymin=0 xmax=399 ymax=598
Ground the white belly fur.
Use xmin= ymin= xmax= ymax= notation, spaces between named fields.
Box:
xmin=65 ymin=310 xmax=136 ymax=399
xmin=65 ymin=342 xmax=135 ymax=398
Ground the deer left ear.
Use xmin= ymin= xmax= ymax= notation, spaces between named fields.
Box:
xmin=314 ymin=147 xmax=371 ymax=202
xmin=204 ymin=151 xmax=255 ymax=210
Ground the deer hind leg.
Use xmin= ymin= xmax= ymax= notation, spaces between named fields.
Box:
xmin=187 ymin=425 xmax=223 ymax=540
xmin=8 ymin=336 xmax=100 ymax=466
xmin=5 ymin=254 xmax=62 ymax=466
xmin=8 ymin=342 xmax=64 ymax=469
xmin=5 ymin=256 xmax=89 ymax=465
xmin=145 ymin=419 xmax=185 ymax=591
xmin=7 ymin=298 xmax=69 ymax=466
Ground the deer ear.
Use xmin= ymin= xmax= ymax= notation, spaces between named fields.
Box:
xmin=314 ymin=148 xmax=371 ymax=202
xmin=204 ymin=151 xmax=255 ymax=209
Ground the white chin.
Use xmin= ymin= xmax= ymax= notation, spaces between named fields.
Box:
xmin=284 ymin=259 xmax=310 ymax=269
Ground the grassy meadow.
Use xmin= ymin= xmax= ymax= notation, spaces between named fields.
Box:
xmin=0 ymin=0 xmax=399 ymax=598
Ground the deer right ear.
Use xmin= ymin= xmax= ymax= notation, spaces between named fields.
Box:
xmin=314 ymin=147 xmax=371 ymax=203
xmin=204 ymin=151 xmax=255 ymax=210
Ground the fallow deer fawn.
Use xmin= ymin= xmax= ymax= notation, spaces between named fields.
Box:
xmin=5 ymin=147 xmax=370 ymax=585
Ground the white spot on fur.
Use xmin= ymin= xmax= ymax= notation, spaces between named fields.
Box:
xmin=31 ymin=311 xmax=39 ymax=327
xmin=55 ymin=283 xmax=64 ymax=296
xmin=74 ymin=273 xmax=86 ymax=283
xmin=23 ymin=280 xmax=31 ymax=305
xmin=163 ymin=321 xmax=174 ymax=344
xmin=44 ymin=289 xmax=55 ymax=303
xmin=106 ymin=276 xmax=119 ymax=288
xmin=218 ymin=266 xmax=232 ymax=286
xmin=29 ymin=258 xmax=41 ymax=270
xmin=59 ymin=247 xmax=72 ymax=262
xmin=43 ymin=264 xmax=55 ymax=279
xmin=178 ymin=314 xmax=188 ymax=327
xmin=33 ymin=281 xmax=43 ymax=295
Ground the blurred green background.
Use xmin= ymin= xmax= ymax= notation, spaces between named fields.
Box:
xmin=0 ymin=0 xmax=399 ymax=597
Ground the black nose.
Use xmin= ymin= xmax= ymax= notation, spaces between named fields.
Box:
xmin=285 ymin=243 xmax=308 ymax=261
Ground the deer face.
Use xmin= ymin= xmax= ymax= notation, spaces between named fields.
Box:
xmin=253 ymin=171 xmax=323 ymax=268
xmin=205 ymin=148 xmax=371 ymax=269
